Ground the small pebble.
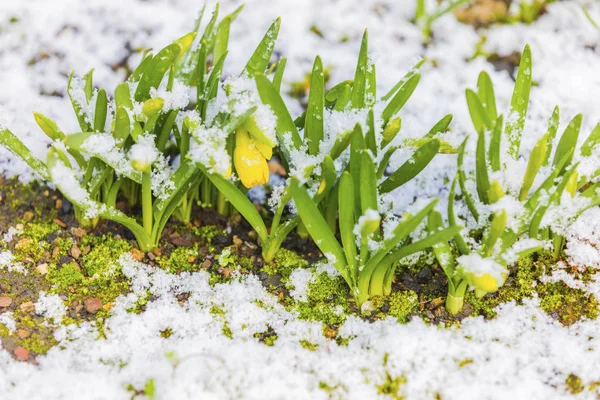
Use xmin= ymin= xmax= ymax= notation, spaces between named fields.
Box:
xmin=14 ymin=346 xmax=29 ymax=362
xmin=36 ymin=263 xmax=48 ymax=275
xmin=84 ymin=298 xmax=103 ymax=314
xmin=0 ymin=296 xmax=12 ymax=307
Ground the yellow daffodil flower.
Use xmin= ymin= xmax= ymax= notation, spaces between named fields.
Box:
xmin=234 ymin=128 xmax=270 ymax=188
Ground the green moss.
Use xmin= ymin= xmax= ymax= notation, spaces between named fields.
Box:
xmin=19 ymin=332 xmax=57 ymax=355
xmin=566 ymin=374 xmax=584 ymax=394
xmin=264 ymin=248 xmax=308 ymax=281
xmin=376 ymin=372 xmax=406 ymax=399
xmin=48 ymin=263 xmax=84 ymax=290
xmin=80 ymin=235 xmax=130 ymax=277
xmin=539 ymin=282 xmax=599 ymax=326
xmin=299 ymin=339 xmax=318 ymax=351
xmin=157 ymin=246 xmax=198 ymax=274
xmin=160 ymin=328 xmax=174 ymax=338
xmin=458 ymin=358 xmax=473 ymax=368
xmin=222 ymin=322 xmax=233 ymax=339
xmin=254 ymin=327 xmax=278 ymax=346
xmin=388 ymin=291 xmax=419 ymax=323
xmin=292 ymin=272 xmax=351 ymax=326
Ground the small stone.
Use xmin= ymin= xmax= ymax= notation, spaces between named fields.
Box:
xmin=130 ymin=248 xmax=144 ymax=262
xmin=52 ymin=218 xmax=67 ymax=228
xmin=70 ymin=245 xmax=81 ymax=260
xmin=201 ymin=260 xmax=211 ymax=269
xmin=0 ymin=297 xmax=12 ymax=307
xmin=14 ymin=346 xmax=29 ymax=361
xmin=15 ymin=223 xmax=24 ymax=230
xmin=55 ymin=198 xmax=62 ymax=210
xmin=36 ymin=263 xmax=48 ymax=275
xmin=16 ymin=329 xmax=30 ymax=339
xmin=152 ymin=248 xmax=162 ymax=257
xmin=187 ymin=256 xmax=196 ymax=263
xmin=19 ymin=301 xmax=34 ymax=312
xmin=22 ymin=211 xmax=34 ymax=222
xmin=147 ymin=252 xmax=156 ymax=261
xmin=84 ymin=298 xmax=103 ymax=314
xmin=247 ymin=231 xmax=258 ymax=240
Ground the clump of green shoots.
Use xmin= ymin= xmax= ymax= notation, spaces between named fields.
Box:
xmin=290 ymin=30 xmax=458 ymax=306
xmin=432 ymin=44 xmax=600 ymax=314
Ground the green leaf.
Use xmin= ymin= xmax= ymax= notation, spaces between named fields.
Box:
xmin=272 ymin=57 xmax=287 ymax=93
xmin=365 ymin=109 xmax=377 ymax=155
xmin=33 ymin=112 xmax=64 ymax=141
xmin=484 ymin=210 xmax=507 ymax=256
xmin=447 ymin=177 xmax=470 ymax=254
xmin=423 ymin=114 xmax=453 ymax=139
xmin=213 ymin=15 xmax=231 ymax=68
xmin=255 ymin=73 xmax=302 ymax=150
xmin=350 ymin=124 xmax=366 ymax=211
xmin=114 ymin=82 xmax=133 ymax=109
xmin=351 ymin=29 xmax=369 ymax=109
xmin=113 ymin=107 xmax=131 ymax=144
xmin=457 ymin=138 xmax=479 ymax=220
xmin=506 ymin=44 xmax=532 ymax=159
xmin=488 ymin=115 xmax=503 ymax=172
xmin=0 ymin=128 xmax=49 ymax=180
xmin=475 ymin=130 xmax=490 ymax=204
xmin=135 ymin=41 xmax=182 ymax=101
xmin=477 ymin=71 xmax=497 ymax=122
xmin=360 ymin=151 xmax=378 ymax=214
xmin=519 ymin=134 xmax=548 ymax=201
xmin=580 ymin=122 xmax=600 ymax=157
xmin=292 ymin=179 xmax=349 ymax=283
xmin=314 ymin=155 xmax=337 ymax=203
xmin=381 ymin=73 xmax=420 ymax=123
xmin=243 ymin=18 xmax=281 ymax=76
xmin=306 ymin=56 xmax=324 ymax=155
xmin=466 ymin=88 xmax=492 ymax=134
xmin=552 ymin=113 xmax=582 ymax=172
xmin=377 ymin=145 xmax=399 ymax=179
xmin=338 ymin=171 xmax=358 ymax=281
xmin=130 ymin=54 xmax=153 ymax=83
xmin=94 ymin=88 xmax=108 ymax=132
xmin=379 ymin=138 xmax=439 ymax=193
xmin=427 ymin=210 xmax=456 ymax=286
xmin=382 ymin=58 xmax=425 ymax=101
xmin=67 ymin=72 xmax=92 ymax=132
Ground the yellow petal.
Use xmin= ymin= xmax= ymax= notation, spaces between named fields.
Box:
xmin=469 ymin=273 xmax=499 ymax=293
xmin=234 ymin=130 xmax=270 ymax=188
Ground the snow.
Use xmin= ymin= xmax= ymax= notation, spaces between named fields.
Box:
xmin=1 ymin=0 xmax=600 ymax=398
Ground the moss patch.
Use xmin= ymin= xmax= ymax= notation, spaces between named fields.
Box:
xmin=539 ymin=282 xmax=599 ymax=326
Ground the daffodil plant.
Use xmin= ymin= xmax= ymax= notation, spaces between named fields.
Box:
xmin=433 ymin=44 xmax=600 ymax=314
xmin=289 ymin=31 xmax=459 ymax=305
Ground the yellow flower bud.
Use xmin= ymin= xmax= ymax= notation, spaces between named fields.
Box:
xmin=234 ymin=129 xmax=269 ymax=188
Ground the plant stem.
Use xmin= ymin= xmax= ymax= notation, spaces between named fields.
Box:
xmin=142 ymin=171 xmax=153 ymax=234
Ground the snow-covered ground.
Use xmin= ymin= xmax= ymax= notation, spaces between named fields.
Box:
xmin=1 ymin=0 xmax=600 ymax=398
